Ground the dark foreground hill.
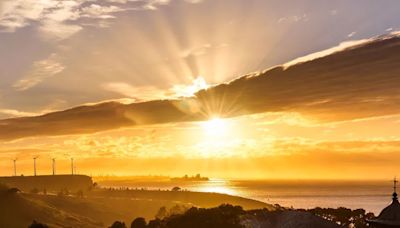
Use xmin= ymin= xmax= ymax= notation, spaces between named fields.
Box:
xmin=0 ymin=183 xmax=271 ymax=227
xmin=0 ymin=184 xmax=369 ymax=228
xmin=120 ymin=204 xmax=341 ymax=228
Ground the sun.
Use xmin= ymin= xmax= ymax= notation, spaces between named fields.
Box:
xmin=201 ymin=118 xmax=228 ymax=137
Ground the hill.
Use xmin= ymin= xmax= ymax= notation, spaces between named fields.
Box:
xmin=0 ymin=183 xmax=272 ymax=227
xmin=0 ymin=175 xmax=93 ymax=192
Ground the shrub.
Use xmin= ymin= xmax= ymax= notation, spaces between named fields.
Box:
xmin=28 ymin=220 xmax=49 ymax=228
xmin=109 ymin=221 xmax=127 ymax=228
xmin=131 ymin=217 xmax=147 ymax=228
xmin=30 ymin=188 xmax=39 ymax=194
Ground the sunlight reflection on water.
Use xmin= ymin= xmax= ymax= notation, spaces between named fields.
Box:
xmin=99 ymin=179 xmax=394 ymax=214
xmin=189 ymin=179 xmax=238 ymax=195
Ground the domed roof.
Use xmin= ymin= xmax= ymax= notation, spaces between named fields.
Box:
xmin=369 ymin=192 xmax=400 ymax=226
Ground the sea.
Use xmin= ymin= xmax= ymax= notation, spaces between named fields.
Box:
xmin=99 ymin=179 xmax=396 ymax=215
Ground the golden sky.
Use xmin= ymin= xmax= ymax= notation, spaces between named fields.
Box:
xmin=1 ymin=0 xmax=400 ymax=179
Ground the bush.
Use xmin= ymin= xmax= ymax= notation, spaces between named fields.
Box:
xmin=156 ymin=206 xmax=167 ymax=219
xmin=30 ymin=188 xmax=39 ymax=194
xmin=28 ymin=220 xmax=49 ymax=228
xmin=148 ymin=219 xmax=161 ymax=228
xmin=131 ymin=217 xmax=147 ymax=228
xmin=109 ymin=221 xmax=127 ymax=228
xmin=147 ymin=204 xmax=245 ymax=228
xmin=305 ymin=207 xmax=375 ymax=228
xmin=75 ymin=190 xmax=84 ymax=198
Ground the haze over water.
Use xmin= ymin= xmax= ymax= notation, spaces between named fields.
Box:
xmin=99 ymin=179 xmax=394 ymax=215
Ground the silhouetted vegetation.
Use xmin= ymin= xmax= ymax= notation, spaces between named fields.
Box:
xmin=7 ymin=187 xmax=20 ymax=194
xmin=110 ymin=221 xmax=127 ymax=228
xmin=30 ymin=188 xmax=39 ymax=194
xmin=28 ymin=220 xmax=49 ymax=228
xmin=301 ymin=207 xmax=375 ymax=228
xmin=75 ymin=189 xmax=84 ymax=198
xmin=124 ymin=204 xmax=373 ymax=228
xmin=129 ymin=204 xmax=245 ymax=228
xmin=131 ymin=217 xmax=147 ymax=228
xmin=57 ymin=188 xmax=70 ymax=197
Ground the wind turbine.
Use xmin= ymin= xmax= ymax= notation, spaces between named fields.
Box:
xmin=52 ymin=158 xmax=56 ymax=175
xmin=71 ymin=157 xmax=74 ymax=175
xmin=33 ymin=156 xmax=38 ymax=176
xmin=12 ymin=158 xmax=17 ymax=176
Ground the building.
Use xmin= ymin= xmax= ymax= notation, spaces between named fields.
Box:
xmin=368 ymin=179 xmax=400 ymax=228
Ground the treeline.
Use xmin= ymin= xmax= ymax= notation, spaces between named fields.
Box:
xmin=109 ymin=204 xmax=245 ymax=228
xmin=300 ymin=207 xmax=375 ymax=228
xmin=26 ymin=203 xmax=377 ymax=228
xmin=106 ymin=205 xmax=376 ymax=228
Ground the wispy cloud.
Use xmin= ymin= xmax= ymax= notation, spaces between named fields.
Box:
xmin=13 ymin=53 xmax=65 ymax=91
xmin=283 ymin=38 xmax=371 ymax=67
xmin=278 ymin=14 xmax=308 ymax=23
xmin=80 ymin=4 xmax=123 ymax=19
xmin=103 ymin=77 xmax=209 ymax=101
xmin=102 ymin=82 xmax=168 ymax=101
xmin=0 ymin=0 xmax=204 ymax=39
xmin=0 ymin=108 xmax=38 ymax=118
xmin=347 ymin=31 xmax=356 ymax=38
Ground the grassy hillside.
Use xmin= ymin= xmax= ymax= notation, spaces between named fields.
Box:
xmin=0 ymin=175 xmax=93 ymax=192
xmin=90 ymin=188 xmax=272 ymax=211
xmin=0 ymin=185 xmax=101 ymax=228
xmin=0 ymin=183 xmax=273 ymax=227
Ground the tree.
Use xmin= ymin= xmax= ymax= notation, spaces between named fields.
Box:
xmin=131 ymin=217 xmax=147 ymax=228
xmin=6 ymin=187 xmax=20 ymax=195
xmin=151 ymin=204 xmax=245 ymax=228
xmin=76 ymin=189 xmax=84 ymax=198
xmin=156 ymin=206 xmax=167 ymax=219
xmin=28 ymin=220 xmax=49 ymax=228
xmin=109 ymin=221 xmax=127 ymax=228
xmin=168 ymin=204 xmax=187 ymax=216
xmin=147 ymin=219 xmax=161 ymax=228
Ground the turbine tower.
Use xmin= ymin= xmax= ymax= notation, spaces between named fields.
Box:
xmin=13 ymin=159 xmax=17 ymax=176
xmin=52 ymin=158 xmax=56 ymax=175
xmin=33 ymin=156 xmax=38 ymax=176
xmin=71 ymin=158 xmax=74 ymax=175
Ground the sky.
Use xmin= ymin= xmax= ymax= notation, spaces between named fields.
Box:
xmin=1 ymin=0 xmax=400 ymax=179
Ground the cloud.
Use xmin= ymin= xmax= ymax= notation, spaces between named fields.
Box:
xmin=0 ymin=0 xmax=205 ymax=39
xmin=0 ymin=109 xmax=39 ymax=118
xmin=171 ymin=77 xmax=209 ymax=97
xmin=0 ymin=0 xmax=119 ymax=39
xmin=80 ymin=4 xmax=123 ymax=19
xmin=103 ymin=77 xmax=209 ymax=100
xmin=13 ymin=53 xmax=65 ymax=91
xmin=278 ymin=14 xmax=308 ymax=23
xmin=102 ymin=82 xmax=168 ymax=101
xmin=142 ymin=0 xmax=171 ymax=10
xmin=2 ymin=33 xmax=400 ymax=140
xmin=0 ymin=0 xmax=44 ymax=32
xmin=0 ymin=0 xmax=82 ymax=39
xmin=39 ymin=21 xmax=83 ymax=41
xmin=181 ymin=44 xmax=212 ymax=58
xmin=347 ymin=31 xmax=356 ymax=38
xmin=283 ymin=38 xmax=372 ymax=67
